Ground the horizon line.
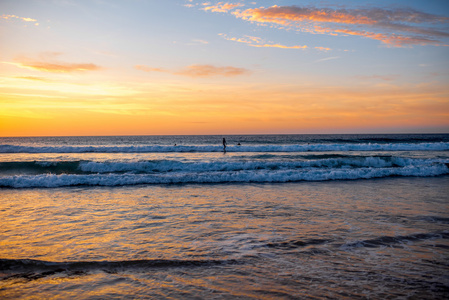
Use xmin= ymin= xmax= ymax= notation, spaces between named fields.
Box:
xmin=1 ymin=132 xmax=448 ymax=138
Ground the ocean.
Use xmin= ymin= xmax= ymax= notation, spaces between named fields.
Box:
xmin=0 ymin=134 xmax=448 ymax=299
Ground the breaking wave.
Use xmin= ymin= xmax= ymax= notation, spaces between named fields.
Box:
xmin=1 ymin=142 xmax=449 ymax=153
xmin=1 ymin=164 xmax=448 ymax=188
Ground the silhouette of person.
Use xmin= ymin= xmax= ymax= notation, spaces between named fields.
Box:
xmin=222 ymin=138 xmax=227 ymax=153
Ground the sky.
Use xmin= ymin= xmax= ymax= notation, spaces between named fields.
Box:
xmin=1 ymin=0 xmax=449 ymax=136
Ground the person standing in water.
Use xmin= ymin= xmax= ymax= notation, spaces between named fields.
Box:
xmin=222 ymin=138 xmax=227 ymax=153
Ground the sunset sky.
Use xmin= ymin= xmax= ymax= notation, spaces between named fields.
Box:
xmin=1 ymin=0 xmax=449 ymax=136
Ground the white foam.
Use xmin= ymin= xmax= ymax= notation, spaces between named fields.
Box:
xmin=76 ymin=157 xmax=435 ymax=174
xmin=1 ymin=164 xmax=448 ymax=188
xmin=1 ymin=142 xmax=448 ymax=153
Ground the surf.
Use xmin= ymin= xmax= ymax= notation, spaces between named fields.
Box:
xmin=1 ymin=164 xmax=448 ymax=188
xmin=1 ymin=142 xmax=449 ymax=153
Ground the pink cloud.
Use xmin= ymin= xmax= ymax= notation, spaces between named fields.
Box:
xmin=135 ymin=64 xmax=250 ymax=78
xmin=12 ymin=54 xmax=102 ymax=73
xmin=229 ymin=5 xmax=449 ymax=47
xmin=203 ymin=2 xmax=243 ymax=13
xmin=219 ymin=33 xmax=308 ymax=50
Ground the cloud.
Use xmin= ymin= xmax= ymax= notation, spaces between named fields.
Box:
xmin=18 ymin=62 xmax=101 ymax=73
xmin=313 ymin=56 xmax=340 ymax=63
xmin=134 ymin=65 xmax=167 ymax=73
xmin=192 ymin=39 xmax=209 ymax=44
xmin=10 ymin=53 xmax=103 ymax=73
xmin=15 ymin=76 xmax=52 ymax=82
xmin=230 ymin=5 xmax=449 ymax=47
xmin=176 ymin=64 xmax=249 ymax=77
xmin=203 ymin=2 xmax=243 ymax=13
xmin=1 ymin=14 xmax=39 ymax=26
xmin=219 ymin=33 xmax=308 ymax=49
xmin=249 ymin=44 xmax=307 ymax=49
xmin=333 ymin=28 xmax=443 ymax=47
xmin=135 ymin=64 xmax=250 ymax=78
xmin=234 ymin=6 xmax=374 ymax=25
xmin=315 ymin=47 xmax=332 ymax=51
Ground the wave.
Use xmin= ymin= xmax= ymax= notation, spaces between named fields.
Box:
xmin=2 ymin=154 xmax=448 ymax=188
xmin=0 ymin=258 xmax=237 ymax=280
xmin=341 ymin=232 xmax=449 ymax=249
xmin=0 ymin=155 xmax=436 ymax=174
xmin=0 ymin=161 xmax=82 ymax=175
xmin=0 ymin=156 xmax=417 ymax=173
xmin=1 ymin=164 xmax=448 ymax=188
xmin=258 ymin=231 xmax=449 ymax=254
xmin=1 ymin=156 xmax=447 ymax=174
xmin=265 ymin=238 xmax=329 ymax=250
xmin=1 ymin=142 xmax=449 ymax=153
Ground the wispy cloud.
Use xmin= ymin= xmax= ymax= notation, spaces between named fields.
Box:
xmin=207 ymin=4 xmax=449 ymax=47
xmin=313 ymin=56 xmax=340 ymax=63
xmin=176 ymin=64 xmax=249 ymax=77
xmin=135 ymin=64 xmax=250 ymax=77
xmin=315 ymin=47 xmax=332 ymax=51
xmin=192 ymin=39 xmax=209 ymax=44
xmin=14 ymin=76 xmax=52 ymax=82
xmin=219 ymin=33 xmax=308 ymax=49
xmin=14 ymin=61 xmax=102 ymax=73
xmin=135 ymin=65 xmax=167 ymax=73
xmin=203 ymin=2 xmax=243 ymax=13
xmin=331 ymin=28 xmax=444 ymax=47
xmin=250 ymin=43 xmax=307 ymax=49
xmin=8 ymin=53 xmax=103 ymax=73
xmin=1 ymin=14 xmax=39 ymax=26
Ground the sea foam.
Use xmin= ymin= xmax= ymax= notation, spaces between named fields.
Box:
xmin=1 ymin=142 xmax=449 ymax=153
xmin=1 ymin=164 xmax=448 ymax=188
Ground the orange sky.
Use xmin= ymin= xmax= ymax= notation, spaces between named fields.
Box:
xmin=1 ymin=0 xmax=448 ymax=136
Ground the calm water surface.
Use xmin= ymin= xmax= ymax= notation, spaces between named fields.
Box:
xmin=1 ymin=178 xmax=448 ymax=299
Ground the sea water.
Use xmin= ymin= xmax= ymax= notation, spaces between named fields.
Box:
xmin=0 ymin=134 xmax=448 ymax=299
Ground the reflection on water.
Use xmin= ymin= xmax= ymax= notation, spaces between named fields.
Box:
xmin=1 ymin=177 xmax=449 ymax=298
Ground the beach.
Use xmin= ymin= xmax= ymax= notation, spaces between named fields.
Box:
xmin=1 ymin=134 xmax=448 ymax=298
